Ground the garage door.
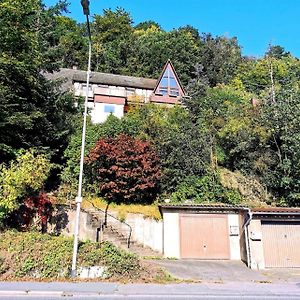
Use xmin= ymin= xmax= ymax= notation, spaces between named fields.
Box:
xmin=180 ymin=214 xmax=230 ymax=259
xmin=262 ymin=222 xmax=300 ymax=268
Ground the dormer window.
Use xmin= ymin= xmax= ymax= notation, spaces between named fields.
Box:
xmin=155 ymin=63 xmax=182 ymax=97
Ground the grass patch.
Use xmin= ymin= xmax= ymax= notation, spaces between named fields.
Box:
xmin=0 ymin=230 xmax=142 ymax=280
xmin=82 ymin=197 xmax=162 ymax=221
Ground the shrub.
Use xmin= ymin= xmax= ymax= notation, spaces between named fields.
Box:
xmin=61 ymin=115 xmax=126 ymax=198
xmin=6 ymin=193 xmax=53 ymax=232
xmin=99 ymin=242 xmax=140 ymax=278
xmin=85 ymin=134 xmax=161 ymax=204
xmin=0 ymin=150 xmax=52 ymax=223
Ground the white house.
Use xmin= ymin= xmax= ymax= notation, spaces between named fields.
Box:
xmin=48 ymin=60 xmax=186 ymax=123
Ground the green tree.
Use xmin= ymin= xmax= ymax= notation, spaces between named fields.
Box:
xmin=259 ymin=94 xmax=300 ymax=206
xmin=122 ymin=105 xmax=210 ymax=193
xmin=128 ymin=27 xmax=200 ymax=85
xmin=55 ymin=16 xmax=88 ymax=69
xmin=0 ymin=0 xmax=77 ymax=163
xmin=197 ymin=34 xmax=242 ymax=87
xmin=91 ymin=8 xmax=134 ymax=73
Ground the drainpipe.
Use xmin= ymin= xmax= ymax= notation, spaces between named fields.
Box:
xmin=243 ymin=208 xmax=253 ymax=268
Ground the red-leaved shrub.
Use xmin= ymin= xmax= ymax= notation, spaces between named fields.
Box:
xmin=16 ymin=193 xmax=53 ymax=232
xmin=85 ymin=134 xmax=161 ymax=204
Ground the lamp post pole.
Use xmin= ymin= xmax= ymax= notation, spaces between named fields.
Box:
xmin=71 ymin=0 xmax=92 ymax=278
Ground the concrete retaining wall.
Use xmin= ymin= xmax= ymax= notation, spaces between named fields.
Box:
xmin=49 ymin=206 xmax=96 ymax=242
xmin=50 ymin=206 xmax=163 ymax=253
xmin=100 ymin=210 xmax=163 ymax=253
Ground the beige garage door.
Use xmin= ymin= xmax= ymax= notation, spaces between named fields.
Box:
xmin=180 ymin=214 xmax=230 ymax=259
xmin=262 ymin=222 xmax=300 ymax=268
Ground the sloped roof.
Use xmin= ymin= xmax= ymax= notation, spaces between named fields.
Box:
xmin=73 ymin=70 xmax=157 ymax=90
xmin=44 ymin=68 xmax=78 ymax=92
xmin=153 ymin=60 xmax=186 ymax=96
xmin=45 ymin=68 xmax=157 ymax=90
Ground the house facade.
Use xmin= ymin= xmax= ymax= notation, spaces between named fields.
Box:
xmin=49 ymin=60 xmax=185 ymax=123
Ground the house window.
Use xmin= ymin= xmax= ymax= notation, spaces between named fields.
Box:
xmin=158 ymin=87 xmax=168 ymax=95
xmin=156 ymin=66 xmax=180 ymax=97
xmin=82 ymin=84 xmax=92 ymax=91
xmin=104 ymin=105 xmax=115 ymax=113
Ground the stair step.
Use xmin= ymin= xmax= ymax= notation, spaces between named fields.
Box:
xmin=85 ymin=208 xmax=162 ymax=258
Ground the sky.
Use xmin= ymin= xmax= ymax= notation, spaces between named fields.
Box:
xmin=44 ymin=0 xmax=300 ymax=58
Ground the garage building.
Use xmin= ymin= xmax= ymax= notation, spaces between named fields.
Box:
xmin=247 ymin=208 xmax=300 ymax=269
xmin=159 ymin=204 xmax=244 ymax=260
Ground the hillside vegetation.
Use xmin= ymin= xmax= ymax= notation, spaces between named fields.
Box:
xmin=1 ymin=0 xmax=300 ymax=231
xmin=0 ymin=230 xmax=169 ymax=281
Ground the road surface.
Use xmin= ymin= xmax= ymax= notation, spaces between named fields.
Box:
xmin=0 ymin=281 xmax=299 ymax=299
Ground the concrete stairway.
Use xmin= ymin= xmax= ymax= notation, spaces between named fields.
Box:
xmin=83 ymin=208 xmax=162 ymax=258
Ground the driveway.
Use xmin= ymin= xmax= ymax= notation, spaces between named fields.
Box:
xmin=150 ymin=259 xmax=300 ymax=283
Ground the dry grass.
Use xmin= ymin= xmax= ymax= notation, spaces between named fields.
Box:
xmin=82 ymin=197 xmax=162 ymax=221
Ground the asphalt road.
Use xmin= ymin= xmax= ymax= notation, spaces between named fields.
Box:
xmin=0 ymin=296 xmax=299 ymax=300
xmin=0 ymin=282 xmax=300 ymax=299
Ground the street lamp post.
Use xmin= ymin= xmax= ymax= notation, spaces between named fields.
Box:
xmin=71 ymin=0 xmax=92 ymax=277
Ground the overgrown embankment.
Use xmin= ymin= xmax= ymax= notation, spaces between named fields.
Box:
xmin=0 ymin=231 xmax=167 ymax=282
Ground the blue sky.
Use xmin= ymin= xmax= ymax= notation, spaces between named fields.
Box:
xmin=45 ymin=0 xmax=300 ymax=58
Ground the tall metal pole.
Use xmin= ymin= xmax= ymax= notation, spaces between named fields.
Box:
xmin=71 ymin=2 xmax=92 ymax=277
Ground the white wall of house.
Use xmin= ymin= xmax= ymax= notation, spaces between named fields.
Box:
xmin=75 ymin=82 xmax=153 ymax=103
xmin=74 ymin=82 xmax=153 ymax=124
xmin=88 ymin=102 xmax=124 ymax=124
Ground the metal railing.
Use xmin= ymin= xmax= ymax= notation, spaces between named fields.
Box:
xmin=87 ymin=201 xmax=132 ymax=248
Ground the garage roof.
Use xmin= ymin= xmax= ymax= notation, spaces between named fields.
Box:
xmin=252 ymin=207 xmax=300 ymax=220
xmin=158 ymin=203 xmax=245 ymax=214
xmin=252 ymin=207 xmax=300 ymax=214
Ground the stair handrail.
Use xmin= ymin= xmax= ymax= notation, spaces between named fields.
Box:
xmin=86 ymin=201 xmax=132 ymax=248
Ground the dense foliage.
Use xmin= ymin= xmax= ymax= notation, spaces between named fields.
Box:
xmin=1 ymin=0 xmax=300 ymax=212
xmin=56 ymin=8 xmax=242 ymax=86
xmin=85 ymin=134 xmax=161 ymax=204
xmin=0 ymin=0 xmax=77 ymax=163
xmin=0 ymin=150 xmax=52 ymax=223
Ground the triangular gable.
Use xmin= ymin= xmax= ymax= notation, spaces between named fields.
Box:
xmin=153 ymin=60 xmax=185 ymax=97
